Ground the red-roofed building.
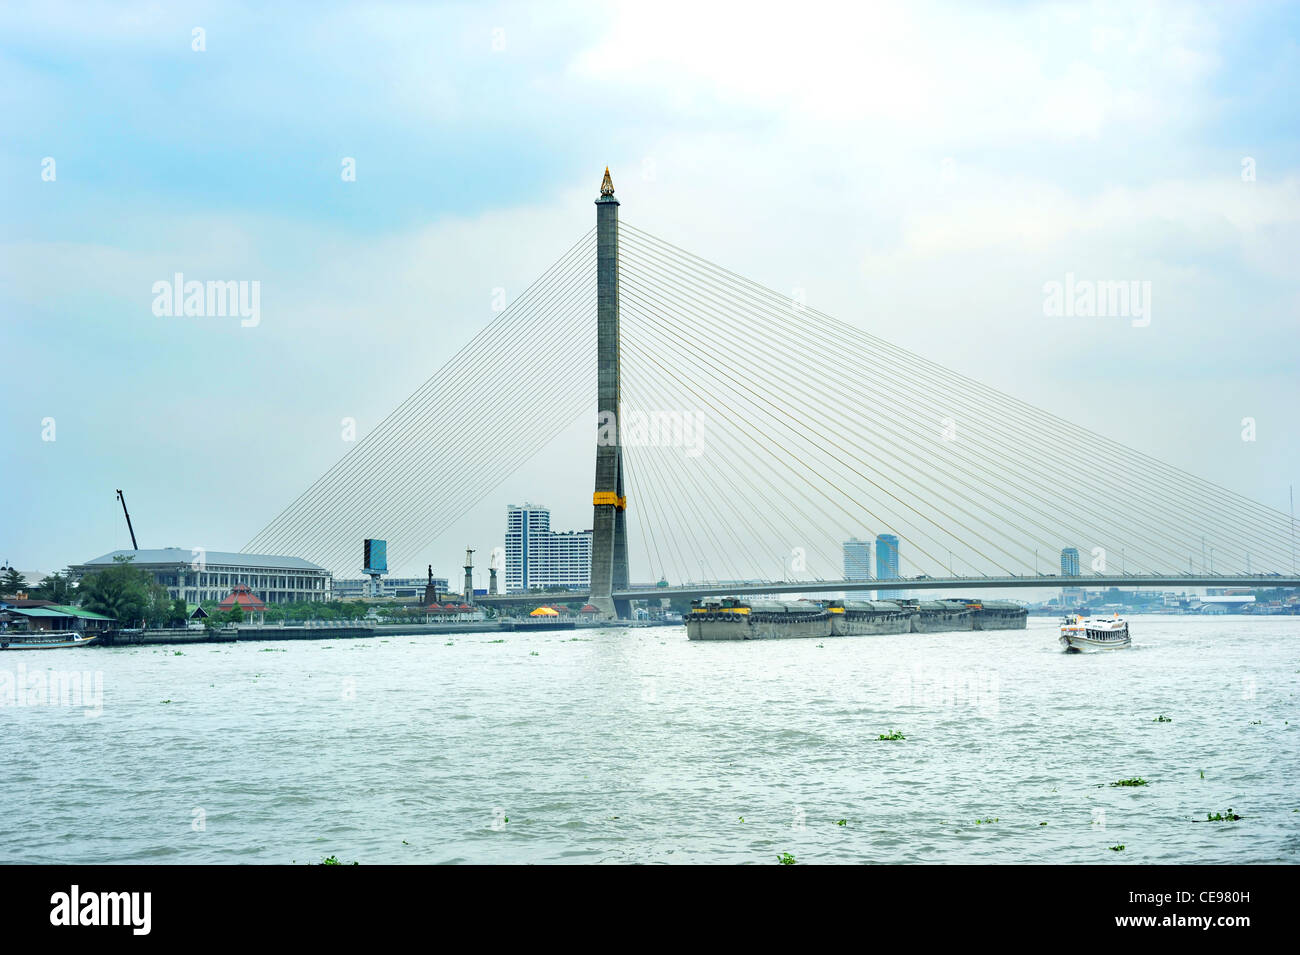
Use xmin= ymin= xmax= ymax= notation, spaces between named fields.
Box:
xmin=424 ymin=601 xmax=485 ymax=623
xmin=218 ymin=585 xmax=267 ymax=626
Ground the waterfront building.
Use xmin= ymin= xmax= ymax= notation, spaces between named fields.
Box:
xmin=876 ymin=533 xmax=902 ymax=599
xmin=505 ymin=504 xmax=593 ymax=592
xmin=1 ymin=604 xmax=114 ymax=632
xmin=843 ymin=538 xmax=872 ymax=582
xmin=332 ymin=576 xmax=449 ymax=600
xmin=1060 ymin=547 xmax=1080 ymax=577
xmin=70 ymin=548 xmax=330 ymax=605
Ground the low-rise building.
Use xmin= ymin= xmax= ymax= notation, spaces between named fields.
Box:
xmin=1 ymin=604 xmax=114 ymax=632
xmin=70 ymin=548 xmax=331 ymax=605
xmin=333 ymin=576 xmax=449 ymax=600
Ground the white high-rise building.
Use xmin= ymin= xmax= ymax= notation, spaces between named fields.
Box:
xmin=843 ymin=538 xmax=872 ymax=582
xmin=505 ymin=504 xmax=593 ymax=592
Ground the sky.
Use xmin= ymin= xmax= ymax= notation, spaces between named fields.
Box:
xmin=2 ymin=0 xmax=1298 ymax=587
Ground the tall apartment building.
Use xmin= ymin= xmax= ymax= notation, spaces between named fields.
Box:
xmin=843 ymin=538 xmax=872 ymax=582
xmin=875 ymin=533 xmax=902 ymax=599
xmin=1060 ymin=547 xmax=1081 ymax=577
xmin=505 ymin=504 xmax=593 ymax=592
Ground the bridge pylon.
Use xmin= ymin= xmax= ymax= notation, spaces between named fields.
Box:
xmin=589 ymin=167 xmax=631 ymax=619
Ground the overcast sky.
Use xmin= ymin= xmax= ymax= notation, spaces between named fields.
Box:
xmin=2 ymin=0 xmax=1297 ymax=585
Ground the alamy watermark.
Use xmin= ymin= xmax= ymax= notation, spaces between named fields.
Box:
xmin=0 ymin=664 xmax=103 ymax=718
xmin=1043 ymin=273 xmax=1150 ymax=327
xmin=887 ymin=665 xmax=1000 ymax=717
xmin=152 ymin=273 xmax=260 ymax=327
xmin=597 ymin=409 xmax=705 ymax=457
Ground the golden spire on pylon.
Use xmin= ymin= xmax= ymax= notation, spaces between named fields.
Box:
xmin=600 ymin=166 xmax=615 ymax=197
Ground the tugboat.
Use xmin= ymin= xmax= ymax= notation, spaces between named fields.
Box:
xmin=1059 ymin=613 xmax=1130 ymax=652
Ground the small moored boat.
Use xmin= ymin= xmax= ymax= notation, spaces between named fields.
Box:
xmin=0 ymin=630 xmax=99 ymax=650
xmin=1059 ymin=613 xmax=1130 ymax=652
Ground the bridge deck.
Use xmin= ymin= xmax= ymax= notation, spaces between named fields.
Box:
xmin=476 ymin=574 xmax=1300 ymax=606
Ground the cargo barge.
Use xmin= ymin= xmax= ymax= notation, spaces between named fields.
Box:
xmin=686 ymin=595 xmax=1026 ymax=640
xmin=829 ymin=600 xmax=912 ymax=635
xmin=969 ymin=599 xmax=1029 ymax=631
xmin=909 ymin=599 xmax=974 ymax=632
xmin=685 ymin=598 xmax=832 ymax=640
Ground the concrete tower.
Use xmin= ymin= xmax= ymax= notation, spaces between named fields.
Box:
xmin=463 ymin=547 xmax=475 ymax=604
xmin=589 ymin=168 xmax=630 ymax=619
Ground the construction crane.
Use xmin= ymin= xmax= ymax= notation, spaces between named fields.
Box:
xmin=116 ymin=489 xmax=138 ymax=550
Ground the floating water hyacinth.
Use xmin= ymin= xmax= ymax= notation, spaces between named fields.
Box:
xmin=1202 ymin=810 xmax=1242 ymax=822
xmin=1111 ymin=777 xmax=1148 ymax=787
xmin=878 ymin=730 xmax=906 ymax=741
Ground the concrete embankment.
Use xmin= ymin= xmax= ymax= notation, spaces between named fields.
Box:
xmin=97 ymin=628 xmax=240 ymax=646
xmin=93 ymin=617 xmax=677 ymax=647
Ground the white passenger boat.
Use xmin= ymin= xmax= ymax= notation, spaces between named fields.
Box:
xmin=0 ymin=630 xmax=98 ymax=650
xmin=1059 ymin=613 xmax=1130 ymax=651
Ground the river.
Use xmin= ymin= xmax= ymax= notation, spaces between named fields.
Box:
xmin=1 ymin=615 xmax=1295 ymax=864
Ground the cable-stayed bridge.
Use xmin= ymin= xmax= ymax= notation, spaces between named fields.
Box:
xmin=244 ymin=170 xmax=1300 ymax=617
xmin=477 ymin=575 xmax=1299 ymax=610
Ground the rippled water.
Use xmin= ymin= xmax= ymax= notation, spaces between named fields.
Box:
xmin=1 ymin=615 xmax=1296 ymax=864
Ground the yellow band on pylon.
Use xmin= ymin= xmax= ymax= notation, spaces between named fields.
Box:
xmin=593 ymin=492 xmax=618 ymax=506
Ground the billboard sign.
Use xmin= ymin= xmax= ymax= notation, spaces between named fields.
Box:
xmin=363 ymin=538 xmax=387 ymax=575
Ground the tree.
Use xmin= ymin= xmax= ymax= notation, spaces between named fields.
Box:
xmin=143 ymin=582 xmax=173 ymax=629
xmin=77 ymin=555 xmax=152 ymax=626
xmin=1 ymin=567 xmax=28 ymax=596
xmin=170 ymin=598 xmax=189 ymax=627
xmin=33 ymin=571 xmax=74 ymax=603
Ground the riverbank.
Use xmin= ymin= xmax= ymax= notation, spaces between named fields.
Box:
xmin=92 ymin=617 xmax=678 ymax=647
